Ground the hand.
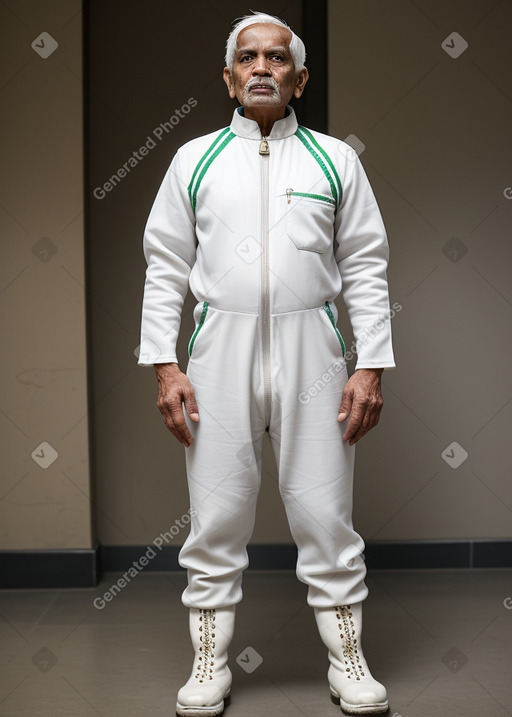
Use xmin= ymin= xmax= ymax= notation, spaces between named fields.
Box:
xmin=154 ymin=363 xmax=199 ymax=447
xmin=337 ymin=368 xmax=384 ymax=445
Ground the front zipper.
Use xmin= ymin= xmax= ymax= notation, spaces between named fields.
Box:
xmin=260 ymin=136 xmax=271 ymax=428
xmin=283 ymin=189 xmax=336 ymax=205
xmin=188 ymin=301 xmax=209 ymax=356
xmin=324 ymin=301 xmax=346 ymax=357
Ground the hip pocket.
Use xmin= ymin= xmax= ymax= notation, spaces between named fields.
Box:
xmin=322 ymin=301 xmax=346 ymax=357
xmin=188 ymin=301 xmax=210 ymax=357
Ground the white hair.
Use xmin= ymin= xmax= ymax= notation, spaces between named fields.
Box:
xmin=225 ymin=11 xmax=306 ymax=71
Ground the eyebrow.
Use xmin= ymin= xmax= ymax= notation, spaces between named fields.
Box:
xmin=236 ymin=45 xmax=290 ymax=56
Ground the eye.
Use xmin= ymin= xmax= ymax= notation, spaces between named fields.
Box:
xmin=240 ymin=55 xmax=253 ymax=62
xmin=270 ymin=54 xmax=283 ymax=61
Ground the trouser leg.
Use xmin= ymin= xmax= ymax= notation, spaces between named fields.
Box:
xmin=269 ymin=306 xmax=369 ymax=608
xmin=179 ymin=307 xmax=265 ymax=609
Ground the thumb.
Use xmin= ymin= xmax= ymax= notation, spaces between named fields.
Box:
xmin=338 ymin=387 xmax=353 ymax=422
xmin=184 ymin=391 xmax=199 ymax=422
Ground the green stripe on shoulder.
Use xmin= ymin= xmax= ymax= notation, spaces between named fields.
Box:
xmin=187 ymin=127 xmax=230 ymax=200
xmin=190 ymin=131 xmax=235 ymax=213
xmin=187 ymin=127 xmax=233 ymax=211
xmin=296 ymin=126 xmax=343 ymax=207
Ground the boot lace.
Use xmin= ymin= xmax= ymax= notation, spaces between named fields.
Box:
xmin=335 ymin=605 xmax=365 ymax=680
xmin=195 ymin=608 xmax=216 ymax=682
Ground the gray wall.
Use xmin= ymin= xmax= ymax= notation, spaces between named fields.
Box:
xmin=3 ymin=1 xmax=509 ymax=555
xmin=0 ymin=0 xmax=93 ymax=549
xmin=328 ymin=0 xmax=512 ymax=540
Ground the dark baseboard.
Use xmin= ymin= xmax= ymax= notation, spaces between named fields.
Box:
xmin=0 ymin=543 xmax=101 ymax=589
xmin=99 ymin=542 xmax=300 ymax=572
xmin=1 ymin=541 xmax=510 ymax=589
xmin=101 ymin=540 xmax=512 ymax=572
xmin=364 ymin=540 xmax=512 ymax=569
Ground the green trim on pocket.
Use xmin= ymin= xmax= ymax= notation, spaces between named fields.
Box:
xmin=188 ymin=301 xmax=209 ymax=356
xmin=324 ymin=301 xmax=346 ymax=357
xmin=291 ymin=192 xmax=336 ymax=206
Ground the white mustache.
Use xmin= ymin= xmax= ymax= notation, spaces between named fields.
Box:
xmin=245 ymin=78 xmax=279 ymax=91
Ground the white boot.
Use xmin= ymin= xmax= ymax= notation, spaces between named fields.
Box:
xmin=176 ymin=606 xmax=235 ymax=717
xmin=314 ymin=603 xmax=389 ymax=715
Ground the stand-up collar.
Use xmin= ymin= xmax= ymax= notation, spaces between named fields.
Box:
xmin=230 ymin=105 xmax=298 ymax=140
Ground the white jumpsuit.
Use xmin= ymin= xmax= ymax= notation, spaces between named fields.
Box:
xmin=138 ymin=105 xmax=396 ymax=610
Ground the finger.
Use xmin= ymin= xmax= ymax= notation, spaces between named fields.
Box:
xmin=168 ymin=423 xmax=190 ymax=447
xmin=183 ymin=388 xmax=200 ymax=422
xmin=162 ymin=399 xmax=195 ymax=446
xmin=337 ymin=387 xmax=353 ymax=422
xmin=342 ymin=402 xmax=366 ymax=442
xmin=347 ymin=402 xmax=383 ymax=444
xmin=171 ymin=408 xmax=195 ymax=446
xmin=347 ymin=416 xmax=371 ymax=444
xmin=348 ymin=423 xmax=369 ymax=445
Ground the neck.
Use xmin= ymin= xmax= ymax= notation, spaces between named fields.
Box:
xmin=242 ymin=105 xmax=287 ymax=137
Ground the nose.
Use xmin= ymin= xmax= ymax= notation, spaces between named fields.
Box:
xmin=252 ymin=54 xmax=271 ymax=76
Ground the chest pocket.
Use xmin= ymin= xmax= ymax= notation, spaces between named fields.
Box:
xmin=286 ymin=192 xmax=336 ymax=253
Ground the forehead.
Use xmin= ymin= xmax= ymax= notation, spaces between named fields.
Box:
xmin=236 ymin=23 xmax=293 ymax=52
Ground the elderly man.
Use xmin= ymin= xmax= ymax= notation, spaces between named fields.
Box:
xmin=138 ymin=11 xmax=395 ymax=716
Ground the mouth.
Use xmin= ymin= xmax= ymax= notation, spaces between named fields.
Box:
xmin=249 ymin=84 xmax=275 ymax=93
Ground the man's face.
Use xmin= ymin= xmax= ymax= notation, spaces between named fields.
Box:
xmin=223 ymin=23 xmax=308 ymax=114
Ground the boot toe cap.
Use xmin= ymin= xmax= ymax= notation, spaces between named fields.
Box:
xmin=177 ymin=684 xmax=225 ymax=707
xmin=331 ymin=677 xmax=388 ymax=706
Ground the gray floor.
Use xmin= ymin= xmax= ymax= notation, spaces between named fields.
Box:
xmin=0 ymin=569 xmax=511 ymax=716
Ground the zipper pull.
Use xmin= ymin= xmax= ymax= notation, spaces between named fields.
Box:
xmin=286 ymin=188 xmax=293 ymax=204
xmin=259 ymin=136 xmax=270 ymax=155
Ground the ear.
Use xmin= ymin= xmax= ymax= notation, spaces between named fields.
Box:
xmin=223 ymin=67 xmax=237 ymax=99
xmin=293 ymin=67 xmax=309 ymax=99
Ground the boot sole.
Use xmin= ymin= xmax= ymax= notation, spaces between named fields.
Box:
xmin=330 ymin=687 xmax=389 ymax=715
xmin=176 ymin=692 xmax=230 ymax=717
